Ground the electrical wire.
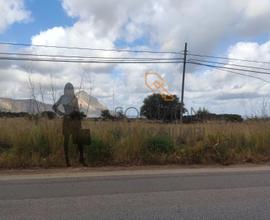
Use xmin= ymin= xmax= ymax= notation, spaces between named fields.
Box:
xmin=215 ymin=68 xmax=270 ymax=83
xmin=0 ymin=41 xmax=184 ymax=55
xmin=188 ymin=61 xmax=270 ymax=75
xmin=188 ymin=58 xmax=270 ymax=71
xmin=187 ymin=52 xmax=270 ymax=65
xmin=189 ymin=61 xmax=270 ymax=83
xmin=0 ymin=51 xmax=183 ymax=61
xmin=0 ymin=56 xmax=183 ymax=64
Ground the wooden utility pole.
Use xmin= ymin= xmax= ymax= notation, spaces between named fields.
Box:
xmin=180 ymin=42 xmax=187 ymax=122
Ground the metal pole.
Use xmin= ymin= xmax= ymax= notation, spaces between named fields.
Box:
xmin=180 ymin=42 xmax=187 ymax=122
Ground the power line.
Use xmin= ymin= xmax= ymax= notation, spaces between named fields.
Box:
xmin=188 ymin=52 xmax=270 ymax=65
xmin=188 ymin=61 xmax=270 ymax=75
xmin=0 ymin=56 xmax=183 ymax=64
xmin=188 ymin=58 xmax=270 ymax=71
xmin=189 ymin=61 xmax=270 ymax=83
xmin=0 ymin=51 xmax=183 ymax=61
xmin=0 ymin=41 xmax=184 ymax=55
xmin=1 ymin=41 xmax=270 ymax=64
xmin=2 ymin=41 xmax=269 ymax=64
xmin=214 ymin=68 xmax=270 ymax=83
xmin=1 ymin=42 xmax=269 ymax=79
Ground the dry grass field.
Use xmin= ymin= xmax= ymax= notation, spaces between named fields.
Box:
xmin=0 ymin=117 xmax=270 ymax=168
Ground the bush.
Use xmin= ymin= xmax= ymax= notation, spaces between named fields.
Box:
xmin=40 ymin=111 xmax=57 ymax=119
xmin=0 ymin=140 xmax=11 ymax=153
xmin=101 ymin=110 xmax=113 ymax=120
xmin=143 ymin=135 xmax=174 ymax=154
xmin=86 ymin=137 xmax=112 ymax=165
xmin=35 ymin=133 xmax=51 ymax=158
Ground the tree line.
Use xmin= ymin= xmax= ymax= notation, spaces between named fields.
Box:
xmin=100 ymin=93 xmax=243 ymax=122
xmin=0 ymin=93 xmax=243 ymax=122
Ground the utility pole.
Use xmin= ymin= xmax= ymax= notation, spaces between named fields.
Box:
xmin=180 ymin=42 xmax=187 ymax=122
xmin=112 ymin=88 xmax=115 ymax=114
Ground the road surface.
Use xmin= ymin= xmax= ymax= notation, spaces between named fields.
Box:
xmin=1 ymin=166 xmax=270 ymax=219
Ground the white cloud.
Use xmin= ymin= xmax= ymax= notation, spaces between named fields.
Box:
xmin=2 ymin=0 xmax=270 ymax=116
xmin=61 ymin=0 xmax=270 ymax=52
xmin=183 ymin=40 xmax=270 ymax=116
xmin=0 ymin=0 xmax=30 ymax=33
xmin=232 ymin=0 xmax=270 ymax=18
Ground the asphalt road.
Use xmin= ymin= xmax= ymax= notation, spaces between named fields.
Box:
xmin=1 ymin=167 xmax=270 ymax=220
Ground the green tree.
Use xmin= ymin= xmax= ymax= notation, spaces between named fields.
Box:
xmin=196 ymin=107 xmax=210 ymax=116
xmin=140 ymin=93 xmax=186 ymax=121
xmin=101 ymin=110 xmax=113 ymax=119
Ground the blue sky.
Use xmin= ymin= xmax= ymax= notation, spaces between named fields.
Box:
xmin=0 ymin=0 xmax=261 ymax=55
xmin=1 ymin=0 xmax=269 ymax=58
xmin=0 ymin=0 xmax=75 ymax=43
xmin=0 ymin=0 xmax=156 ymax=51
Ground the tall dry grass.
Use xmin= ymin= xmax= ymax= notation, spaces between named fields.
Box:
xmin=0 ymin=118 xmax=270 ymax=168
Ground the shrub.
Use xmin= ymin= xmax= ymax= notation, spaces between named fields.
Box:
xmin=35 ymin=133 xmax=51 ymax=158
xmin=101 ymin=110 xmax=113 ymax=120
xmin=143 ymin=135 xmax=174 ymax=154
xmin=86 ymin=137 xmax=112 ymax=165
xmin=40 ymin=111 xmax=57 ymax=119
xmin=0 ymin=139 xmax=12 ymax=153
